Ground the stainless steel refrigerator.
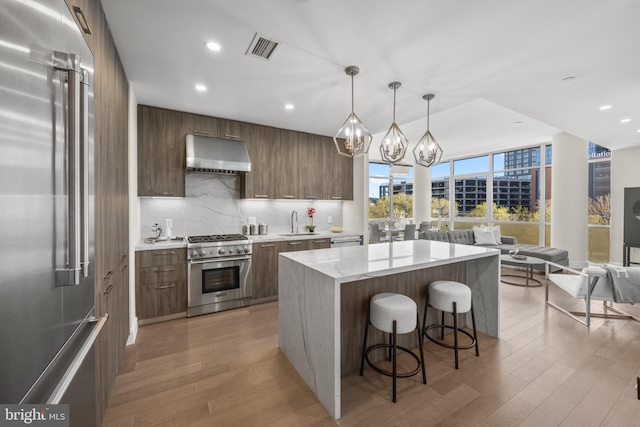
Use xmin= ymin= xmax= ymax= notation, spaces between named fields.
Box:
xmin=0 ymin=0 xmax=102 ymax=425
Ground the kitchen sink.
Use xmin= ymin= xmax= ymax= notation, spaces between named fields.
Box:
xmin=279 ymin=233 xmax=318 ymax=237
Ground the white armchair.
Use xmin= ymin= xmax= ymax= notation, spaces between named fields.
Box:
xmin=545 ymin=261 xmax=640 ymax=327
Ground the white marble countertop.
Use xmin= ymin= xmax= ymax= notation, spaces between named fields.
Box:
xmin=135 ymin=231 xmax=362 ymax=251
xmin=279 ymin=240 xmax=499 ymax=283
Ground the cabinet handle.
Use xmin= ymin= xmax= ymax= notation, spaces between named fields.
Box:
xmin=305 ymin=196 xmax=317 ymax=199
xmin=260 ymin=244 xmax=276 ymax=248
xmin=313 ymin=240 xmax=326 ymax=243
xmin=289 ymin=242 xmax=302 ymax=246
xmin=154 ymin=251 xmax=176 ymax=256
xmin=254 ymin=194 xmax=268 ymax=198
xmin=281 ymin=195 xmax=294 ymax=199
xmin=331 ymin=196 xmax=342 ymax=200
xmin=224 ymin=134 xmax=240 ymax=139
xmin=157 ymin=267 xmax=175 ymax=272
xmin=156 ymin=284 xmax=176 ymax=290
xmin=72 ymin=6 xmax=92 ymax=35
xmin=192 ymin=129 xmax=211 ymax=135
xmin=103 ymin=283 xmax=114 ymax=295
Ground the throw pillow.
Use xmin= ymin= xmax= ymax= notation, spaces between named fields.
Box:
xmin=472 ymin=226 xmax=498 ymax=245
xmin=481 ymin=225 xmax=501 ymax=244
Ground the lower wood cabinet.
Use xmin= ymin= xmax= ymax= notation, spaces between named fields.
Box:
xmin=251 ymin=238 xmax=331 ymax=302
xmin=135 ymin=248 xmax=187 ymax=321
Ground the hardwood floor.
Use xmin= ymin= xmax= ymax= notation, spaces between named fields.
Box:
xmin=103 ymin=272 xmax=640 ymax=426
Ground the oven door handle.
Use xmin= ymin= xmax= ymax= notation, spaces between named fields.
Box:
xmin=189 ymin=256 xmax=251 ymax=264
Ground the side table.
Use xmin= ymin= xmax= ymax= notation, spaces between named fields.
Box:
xmin=500 ymin=254 xmax=546 ymax=287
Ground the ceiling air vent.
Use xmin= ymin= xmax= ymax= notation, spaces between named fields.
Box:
xmin=245 ymin=33 xmax=280 ymax=61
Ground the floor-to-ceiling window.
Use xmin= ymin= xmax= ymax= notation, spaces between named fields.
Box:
xmin=587 ymin=142 xmax=611 ymax=262
xmin=368 ymin=162 xmax=414 ymax=241
xmin=429 ymin=142 xmax=611 ymax=262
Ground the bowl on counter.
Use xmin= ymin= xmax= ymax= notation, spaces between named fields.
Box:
xmin=330 ymin=227 xmax=344 ymax=233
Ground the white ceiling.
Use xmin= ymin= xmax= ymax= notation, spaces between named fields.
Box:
xmin=101 ymin=0 xmax=640 ymax=160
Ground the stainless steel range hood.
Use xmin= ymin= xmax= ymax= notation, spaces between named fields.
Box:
xmin=186 ymin=134 xmax=251 ymax=174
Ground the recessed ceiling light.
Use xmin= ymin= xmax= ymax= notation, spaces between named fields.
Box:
xmin=195 ymin=84 xmax=207 ymax=92
xmin=561 ymin=76 xmax=576 ymax=82
xmin=205 ymin=41 xmax=221 ymax=52
xmin=599 ymin=105 xmax=612 ymax=110
xmin=513 ymin=121 xmax=523 ymax=125
xmin=620 ymin=118 xmax=631 ymax=123
xmin=284 ymin=103 xmax=294 ymax=110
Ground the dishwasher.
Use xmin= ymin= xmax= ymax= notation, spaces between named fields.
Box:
xmin=330 ymin=235 xmax=363 ymax=247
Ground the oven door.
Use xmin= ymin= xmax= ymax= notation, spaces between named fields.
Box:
xmin=188 ymin=256 xmax=252 ymax=308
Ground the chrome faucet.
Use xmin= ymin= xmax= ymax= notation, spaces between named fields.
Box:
xmin=152 ymin=223 xmax=162 ymax=238
xmin=291 ymin=210 xmax=298 ymax=233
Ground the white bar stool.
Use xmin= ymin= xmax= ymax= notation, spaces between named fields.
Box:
xmin=359 ymin=292 xmax=426 ymax=402
xmin=423 ymin=280 xmax=479 ymax=369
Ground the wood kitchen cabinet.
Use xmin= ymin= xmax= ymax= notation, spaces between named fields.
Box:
xmin=251 ymin=242 xmax=279 ymax=301
xmin=275 ymin=129 xmax=301 ymax=199
xmin=323 ymin=137 xmax=354 ymax=200
xmin=89 ymin=0 xmax=130 ymax=422
xmin=137 ymin=105 xmax=187 ymax=197
xmin=135 ymin=249 xmax=187 ymax=322
xmin=298 ymin=134 xmax=324 ymax=200
xmin=251 ymin=238 xmax=331 ymax=303
xmin=137 ymin=105 xmax=353 ymax=200
xmin=241 ymin=124 xmax=276 ymax=199
xmin=305 ymin=237 xmax=331 ymax=250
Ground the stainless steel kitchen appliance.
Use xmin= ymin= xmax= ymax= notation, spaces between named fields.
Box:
xmin=0 ymin=1 xmax=102 ymax=425
xmin=187 ymin=234 xmax=252 ymax=316
xmin=330 ymin=235 xmax=363 ymax=247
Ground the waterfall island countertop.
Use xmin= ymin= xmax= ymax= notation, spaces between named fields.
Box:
xmin=278 ymin=240 xmax=500 ymax=419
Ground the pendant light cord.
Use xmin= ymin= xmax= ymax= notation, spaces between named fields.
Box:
xmin=351 ymin=75 xmax=355 ymax=113
xmin=392 ymin=86 xmax=397 ymax=122
xmin=427 ymin=97 xmax=430 ymax=131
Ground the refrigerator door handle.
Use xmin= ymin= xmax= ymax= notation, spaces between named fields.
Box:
xmin=47 ymin=314 xmax=108 ymax=405
xmin=54 ymin=51 xmax=83 ymax=287
xmin=80 ymin=69 xmax=90 ymax=278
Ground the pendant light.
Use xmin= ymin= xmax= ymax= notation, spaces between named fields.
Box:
xmin=413 ymin=93 xmax=443 ymax=168
xmin=379 ymin=81 xmax=409 ymax=164
xmin=333 ymin=66 xmax=372 ymax=158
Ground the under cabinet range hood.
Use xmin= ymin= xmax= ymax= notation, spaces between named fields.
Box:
xmin=186 ymin=134 xmax=251 ymax=174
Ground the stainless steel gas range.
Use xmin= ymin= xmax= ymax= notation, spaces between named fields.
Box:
xmin=187 ymin=234 xmax=252 ymax=317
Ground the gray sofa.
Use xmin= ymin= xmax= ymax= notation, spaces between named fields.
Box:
xmin=419 ymin=229 xmax=569 ymax=271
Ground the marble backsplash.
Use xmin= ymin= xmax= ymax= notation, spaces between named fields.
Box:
xmin=140 ymin=172 xmax=344 ymax=238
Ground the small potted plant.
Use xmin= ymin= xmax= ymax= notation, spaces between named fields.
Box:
xmin=305 ymin=207 xmax=316 ymax=232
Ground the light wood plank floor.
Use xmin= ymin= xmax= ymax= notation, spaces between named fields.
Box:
xmin=103 ymin=272 xmax=640 ymax=426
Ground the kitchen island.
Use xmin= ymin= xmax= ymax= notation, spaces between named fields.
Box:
xmin=278 ymin=240 xmax=500 ymax=419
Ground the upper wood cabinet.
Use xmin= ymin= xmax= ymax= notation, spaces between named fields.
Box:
xmin=137 ymin=105 xmax=353 ymax=200
xmin=275 ymin=129 xmax=300 ymax=200
xmin=299 ymin=134 xmax=324 ymax=200
xmin=137 ymin=105 xmax=186 ymax=197
xmin=241 ymin=125 xmax=276 ymax=199
xmin=323 ymin=138 xmax=354 ymax=200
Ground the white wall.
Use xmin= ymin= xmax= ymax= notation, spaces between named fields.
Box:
xmin=551 ymin=132 xmax=588 ymax=268
xmin=127 ymin=84 xmax=139 ymax=345
xmin=610 ymin=146 xmax=640 ymax=264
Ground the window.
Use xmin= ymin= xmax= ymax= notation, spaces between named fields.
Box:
xmin=368 ymin=163 xmax=414 ymax=240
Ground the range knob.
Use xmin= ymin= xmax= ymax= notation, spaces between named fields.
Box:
xmin=199 ymin=250 xmax=206 ymax=257
xmin=243 ymin=247 xmax=250 ymax=254
xmin=236 ymin=248 xmax=242 ymax=254
xmin=218 ymin=249 xmax=225 ymax=255
xmin=190 ymin=250 xmax=199 ymax=258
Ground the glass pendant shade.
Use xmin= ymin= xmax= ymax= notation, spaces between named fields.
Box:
xmin=379 ymin=81 xmax=408 ymax=164
xmin=413 ymin=94 xmax=443 ymax=168
xmin=334 ymin=66 xmax=372 ymax=158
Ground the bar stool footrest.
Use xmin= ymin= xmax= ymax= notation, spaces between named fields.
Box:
xmin=364 ymin=344 xmax=422 ymax=378
xmin=424 ymin=325 xmax=477 ymax=350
